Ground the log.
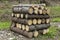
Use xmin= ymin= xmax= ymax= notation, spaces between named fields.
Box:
xmin=12 ymin=17 xmax=33 ymax=25
xmin=37 ymin=19 xmax=42 ymax=24
xmin=45 ymin=19 xmax=50 ymax=24
xmin=39 ymin=29 xmax=49 ymax=34
xmin=21 ymin=25 xmax=26 ymax=30
xmin=10 ymin=26 xmax=33 ymax=38
xmin=33 ymin=30 xmax=39 ymax=37
xmin=35 ymin=24 xmax=50 ymax=30
xmin=26 ymin=24 xmax=50 ymax=32
xmin=16 ymin=14 xmax=20 ymax=18
xmin=32 ymin=19 xmax=37 ymax=25
xmin=33 ymin=6 xmax=38 ymax=14
xmin=13 ymin=6 xmax=34 ymax=14
xmin=25 ymin=14 xmax=50 ymax=19
xmin=42 ymin=9 xmax=47 ymax=14
xmin=12 ymin=13 xmax=15 ymax=17
xmin=21 ymin=14 xmax=24 ymax=18
xmin=25 ymin=25 xmax=36 ymax=31
xmin=13 ymin=4 xmax=46 ymax=7
xmin=12 ymin=6 xmax=22 ymax=13
xmin=16 ymin=23 xmax=21 ymax=29
xmin=41 ymin=19 xmax=45 ymax=24
xmin=38 ymin=9 xmax=43 ymax=14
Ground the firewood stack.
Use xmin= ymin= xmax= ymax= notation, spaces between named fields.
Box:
xmin=10 ymin=4 xmax=50 ymax=38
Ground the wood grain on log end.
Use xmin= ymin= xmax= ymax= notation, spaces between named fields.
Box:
xmin=21 ymin=14 xmax=24 ymax=18
xmin=18 ymin=24 xmax=21 ymax=29
xmin=41 ymin=19 xmax=45 ymax=24
xmin=28 ymin=20 xmax=32 ymax=25
xmin=28 ymin=7 xmax=33 ymax=14
xmin=37 ymin=19 xmax=41 ymax=24
xmin=21 ymin=25 xmax=25 ymax=30
xmin=33 ymin=31 xmax=39 ymax=37
xmin=16 ymin=14 xmax=20 ymax=18
xmin=46 ymin=19 xmax=50 ymax=23
xmin=38 ymin=9 xmax=42 ymax=14
xmin=39 ymin=29 xmax=49 ymax=34
xmin=33 ymin=19 xmax=37 ymax=25
xmin=25 ymin=25 xmax=29 ymax=31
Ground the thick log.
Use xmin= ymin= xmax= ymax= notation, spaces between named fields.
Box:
xmin=25 ymin=14 xmax=50 ymax=19
xmin=26 ymin=24 xmax=50 ymax=32
xmin=32 ymin=19 xmax=37 ymax=25
xmin=12 ymin=17 xmax=33 ymax=25
xmin=10 ymin=26 xmax=33 ymax=38
xmin=13 ymin=6 xmax=34 ymax=14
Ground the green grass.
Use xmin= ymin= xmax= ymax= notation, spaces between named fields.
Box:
xmin=34 ymin=26 xmax=58 ymax=40
xmin=0 ymin=22 xmax=11 ymax=30
xmin=49 ymin=6 xmax=60 ymax=22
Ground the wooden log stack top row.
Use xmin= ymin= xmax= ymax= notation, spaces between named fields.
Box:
xmin=11 ymin=4 xmax=50 ymax=38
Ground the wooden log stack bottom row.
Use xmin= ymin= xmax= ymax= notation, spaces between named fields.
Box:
xmin=10 ymin=23 xmax=50 ymax=38
xmin=11 ymin=4 xmax=50 ymax=38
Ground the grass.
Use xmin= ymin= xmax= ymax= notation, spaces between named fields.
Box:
xmin=49 ymin=6 xmax=60 ymax=22
xmin=0 ymin=21 xmax=11 ymax=30
xmin=34 ymin=26 xmax=58 ymax=40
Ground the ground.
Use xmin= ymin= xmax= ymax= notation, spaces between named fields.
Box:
xmin=0 ymin=1 xmax=60 ymax=40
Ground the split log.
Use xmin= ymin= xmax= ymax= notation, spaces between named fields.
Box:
xmin=39 ymin=29 xmax=49 ymax=34
xmin=32 ymin=19 xmax=37 ymax=25
xmin=16 ymin=23 xmax=21 ymax=29
xmin=16 ymin=14 xmax=20 ymax=18
xmin=12 ymin=17 xmax=33 ymax=25
xmin=10 ymin=26 xmax=33 ymax=38
xmin=33 ymin=30 xmax=39 ymax=37
xmin=25 ymin=14 xmax=50 ymax=19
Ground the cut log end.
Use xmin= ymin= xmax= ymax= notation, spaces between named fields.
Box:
xmin=28 ymin=20 xmax=32 ymax=25
xmin=21 ymin=14 xmax=24 ymax=18
xmin=38 ymin=10 xmax=42 ymax=14
xmin=33 ymin=19 xmax=37 ymax=25
xmin=16 ymin=14 xmax=20 ymax=18
xmin=25 ymin=25 xmax=29 ymax=31
xmin=28 ymin=8 xmax=33 ymax=14
xmin=33 ymin=31 xmax=39 ymax=37
xmin=38 ymin=19 xmax=42 ymax=24
xmin=34 ymin=10 xmax=38 ymax=14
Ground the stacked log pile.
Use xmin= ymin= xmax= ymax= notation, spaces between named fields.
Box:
xmin=10 ymin=4 xmax=50 ymax=38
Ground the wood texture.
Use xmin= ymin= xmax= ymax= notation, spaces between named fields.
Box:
xmin=25 ymin=14 xmax=50 ymax=19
